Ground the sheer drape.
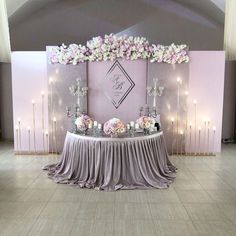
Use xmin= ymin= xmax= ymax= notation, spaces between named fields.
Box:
xmin=0 ymin=0 xmax=11 ymax=62
xmin=224 ymin=0 xmax=236 ymax=60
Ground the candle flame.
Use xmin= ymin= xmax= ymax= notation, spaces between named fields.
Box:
xmin=49 ymin=77 xmax=53 ymax=84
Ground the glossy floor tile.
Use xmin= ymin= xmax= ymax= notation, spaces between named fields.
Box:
xmin=1 ymin=141 xmax=236 ymax=235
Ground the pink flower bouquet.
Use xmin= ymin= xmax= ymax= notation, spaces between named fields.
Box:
xmin=136 ymin=116 xmax=155 ymax=130
xmin=103 ymin=118 xmax=125 ymax=136
xmin=75 ymin=115 xmax=93 ymax=131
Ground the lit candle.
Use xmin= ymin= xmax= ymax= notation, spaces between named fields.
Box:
xmin=171 ymin=117 xmax=175 ymax=156
xmin=93 ymin=121 xmax=98 ymax=127
xmin=17 ymin=117 xmax=21 ymax=151
xmin=44 ymin=130 xmax=49 ymax=153
xmin=49 ymin=77 xmax=53 ymax=84
xmin=41 ymin=91 xmax=45 ymax=152
xmin=198 ymin=126 xmax=201 ymax=155
xmin=32 ymin=99 xmax=36 ymax=153
xmin=126 ymin=124 xmax=131 ymax=130
xmin=15 ymin=125 xmax=19 ymax=152
xmin=27 ymin=126 xmax=31 ymax=152
xmin=53 ymin=117 xmax=57 ymax=154
xmin=130 ymin=121 xmax=135 ymax=128
xmin=177 ymin=77 xmax=182 ymax=84
xmin=193 ymin=100 xmax=197 ymax=155
xmin=189 ymin=121 xmax=192 ymax=155
xmin=184 ymin=92 xmax=188 ymax=143
xmin=180 ymin=130 xmax=184 ymax=156
xmin=176 ymin=78 xmax=182 ymax=156
xmin=98 ymin=124 xmax=102 ymax=130
xmin=88 ymin=123 xmax=92 ymax=129
xmin=135 ymin=123 xmax=139 ymax=130
xmin=207 ymin=120 xmax=210 ymax=155
xmin=204 ymin=118 xmax=208 ymax=155
xmin=212 ymin=126 xmax=216 ymax=155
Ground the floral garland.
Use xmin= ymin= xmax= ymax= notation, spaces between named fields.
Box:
xmin=49 ymin=34 xmax=189 ymax=65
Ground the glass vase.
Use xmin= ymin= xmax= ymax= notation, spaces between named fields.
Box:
xmin=143 ymin=128 xmax=150 ymax=135
xmin=111 ymin=133 xmax=118 ymax=138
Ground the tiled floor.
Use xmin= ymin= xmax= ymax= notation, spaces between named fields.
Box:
xmin=0 ymin=142 xmax=236 ymax=235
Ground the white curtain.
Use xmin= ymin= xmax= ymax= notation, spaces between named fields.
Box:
xmin=0 ymin=0 xmax=11 ymax=62
xmin=224 ymin=0 xmax=236 ymax=60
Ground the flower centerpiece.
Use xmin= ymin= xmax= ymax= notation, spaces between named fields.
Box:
xmin=103 ymin=118 xmax=125 ymax=137
xmin=75 ymin=114 xmax=93 ymax=134
xmin=136 ymin=116 xmax=155 ymax=134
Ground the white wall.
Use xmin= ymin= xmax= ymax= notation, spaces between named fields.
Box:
xmin=187 ymin=51 xmax=225 ymax=153
xmin=11 ymin=52 xmax=48 ymax=152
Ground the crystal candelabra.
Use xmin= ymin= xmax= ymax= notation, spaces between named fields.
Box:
xmin=146 ymin=78 xmax=164 ymax=109
xmin=66 ymin=105 xmax=82 ymax=133
xmin=69 ymin=77 xmax=88 ymax=111
xmin=67 ymin=77 xmax=88 ymax=133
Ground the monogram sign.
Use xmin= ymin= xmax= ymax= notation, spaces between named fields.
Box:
xmin=104 ymin=60 xmax=135 ymax=109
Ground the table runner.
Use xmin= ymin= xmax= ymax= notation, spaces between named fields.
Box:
xmin=43 ymin=131 xmax=176 ymax=191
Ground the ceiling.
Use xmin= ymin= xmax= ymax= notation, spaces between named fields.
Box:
xmin=4 ymin=0 xmax=225 ymax=51
xmin=5 ymin=0 xmax=226 ymax=17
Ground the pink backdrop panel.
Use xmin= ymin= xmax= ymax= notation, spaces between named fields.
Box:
xmin=88 ymin=59 xmax=147 ymax=123
xmin=11 ymin=52 xmax=48 ymax=152
xmin=187 ymin=51 xmax=225 ymax=153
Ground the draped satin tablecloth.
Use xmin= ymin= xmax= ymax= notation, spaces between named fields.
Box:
xmin=43 ymin=131 xmax=176 ymax=191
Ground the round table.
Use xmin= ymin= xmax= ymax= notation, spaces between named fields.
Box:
xmin=43 ymin=131 xmax=176 ymax=191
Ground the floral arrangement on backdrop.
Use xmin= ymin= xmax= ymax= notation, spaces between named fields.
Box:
xmin=103 ymin=118 xmax=125 ymax=135
xmin=75 ymin=114 xmax=93 ymax=131
xmin=49 ymin=34 xmax=189 ymax=65
xmin=136 ymin=116 xmax=155 ymax=130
